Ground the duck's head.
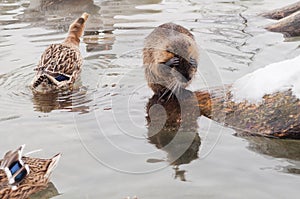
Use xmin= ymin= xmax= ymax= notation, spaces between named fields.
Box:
xmin=65 ymin=12 xmax=89 ymax=45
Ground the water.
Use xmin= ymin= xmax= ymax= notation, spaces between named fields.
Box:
xmin=0 ymin=0 xmax=300 ymax=198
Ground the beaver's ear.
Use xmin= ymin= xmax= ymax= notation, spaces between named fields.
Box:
xmin=77 ymin=18 xmax=85 ymax=25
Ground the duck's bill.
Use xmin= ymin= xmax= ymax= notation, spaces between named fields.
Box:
xmin=81 ymin=12 xmax=89 ymax=21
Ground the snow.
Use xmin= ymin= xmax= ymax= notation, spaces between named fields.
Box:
xmin=231 ymin=55 xmax=300 ymax=103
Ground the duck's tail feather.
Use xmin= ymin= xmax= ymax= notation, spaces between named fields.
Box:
xmin=44 ymin=153 xmax=61 ymax=179
xmin=32 ymin=74 xmax=52 ymax=89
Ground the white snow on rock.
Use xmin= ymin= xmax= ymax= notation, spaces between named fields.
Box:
xmin=231 ymin=55 xmax=300 ymax=103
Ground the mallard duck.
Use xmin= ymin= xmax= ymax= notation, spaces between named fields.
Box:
xmin=0 ymin=145 xmax=61 ymax=199
xmin=31 ymin=12 xmax=89 ymax=94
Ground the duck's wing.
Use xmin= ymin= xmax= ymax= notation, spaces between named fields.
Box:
xmin=22 ymin=153 xmax=61 ymax=178
xmin=0 ymin=145 xmax=30 ymax=189
xmin=34 ymin=44 xmax=82 ymax=82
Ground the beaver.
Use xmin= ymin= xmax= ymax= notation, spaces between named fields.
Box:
xmin=143 ymin=23 xmax=199 ymax=97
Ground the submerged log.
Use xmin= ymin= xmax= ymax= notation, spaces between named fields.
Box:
xmin=194 ymin=87 xmax=300 ymax=139
xmin=266 ymin=10 xmax=300 ymax=37
xmin=261 ymin=1 xmax=300 ymax=37
xmin=261 ymin=1 xmax=300 ymax=20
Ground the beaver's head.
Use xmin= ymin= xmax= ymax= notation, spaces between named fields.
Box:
xmin=143 ymin=23 xmax=199 ymax=95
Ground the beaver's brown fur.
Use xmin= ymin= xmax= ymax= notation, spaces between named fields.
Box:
xmin=143 ymin=23 xmax=199 ymax=96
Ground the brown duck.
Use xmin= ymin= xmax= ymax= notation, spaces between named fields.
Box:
xmin=0 ymin=145 xmax=61 ymax=199
xmin=31 ymin=12 xmax=89 ymax=94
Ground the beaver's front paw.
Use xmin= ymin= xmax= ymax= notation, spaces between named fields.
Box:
xmin=164 ymin=57 xmax=180 ymax=68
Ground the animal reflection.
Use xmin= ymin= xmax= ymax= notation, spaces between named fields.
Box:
xmin=32 ymin=89 xmax=90 ymax=113
xmin=23 ymin=0 xmax=101 ymax=32
xmin=146 ymin=89 xmax=201 ymax=181
xmin=20 ymin=0 xmax=163 ymax=53
xmin=20 ymin=0 xmax=106 ymax=53
xmin=242 ymin=135 xmax=300 ymax=175
xmin=30 ymin=182 xmax=59 ymax=199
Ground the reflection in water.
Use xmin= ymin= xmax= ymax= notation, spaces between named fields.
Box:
xmin=84 ymin=31 xmax=115 ymax=53
xmin=20 ymin=0 xmax=105 ymax=55
xmin=32 ymin=88 xmax=91 ymax=113
xmin=19 ymin=0 xmax=162 ymax=54
xmin=23 ymin=0 xmax=101 ymax=31
xmin=146 ymin=89 xmax=201 ymax=181
xmin=84 ymin=0 xmax=162 ymax=53
xmin=30 ymin=182 xmax=59 ymax=199
xmin=242 ymin=135 xmax=300 ymax=175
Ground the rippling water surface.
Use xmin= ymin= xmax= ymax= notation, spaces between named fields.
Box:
xmin=0 ymin=0 xmax=300 ymax=198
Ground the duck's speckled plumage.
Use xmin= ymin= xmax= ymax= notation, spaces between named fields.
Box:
xmin=31 ymin=12 xmax=89 ymax=94
xmin=32 ymin=44 xmax=82 ymax=91
xmin=0 ymin=145 xmax=61 ymax=199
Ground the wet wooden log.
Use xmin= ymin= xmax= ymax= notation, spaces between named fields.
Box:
xmin=261 ymin=1 xmax=300 ymax=19
xmin=265 ymin=10 xmax=300 ymax=37
xmin=194 ymin=88 xmax=300 ymax=139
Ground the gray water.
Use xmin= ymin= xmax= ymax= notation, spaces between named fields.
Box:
xmin=0 ymin=0 xmax=300 ymax=198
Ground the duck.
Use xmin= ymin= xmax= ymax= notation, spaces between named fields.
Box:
xmin=31 ymin=12 xmax=89 ymax=94
xmin=0 ymin=145 xmax=61 ymax=199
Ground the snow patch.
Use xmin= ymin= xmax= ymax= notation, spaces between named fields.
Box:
xmin=231 ymin=55 xmax=300 ymax=103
